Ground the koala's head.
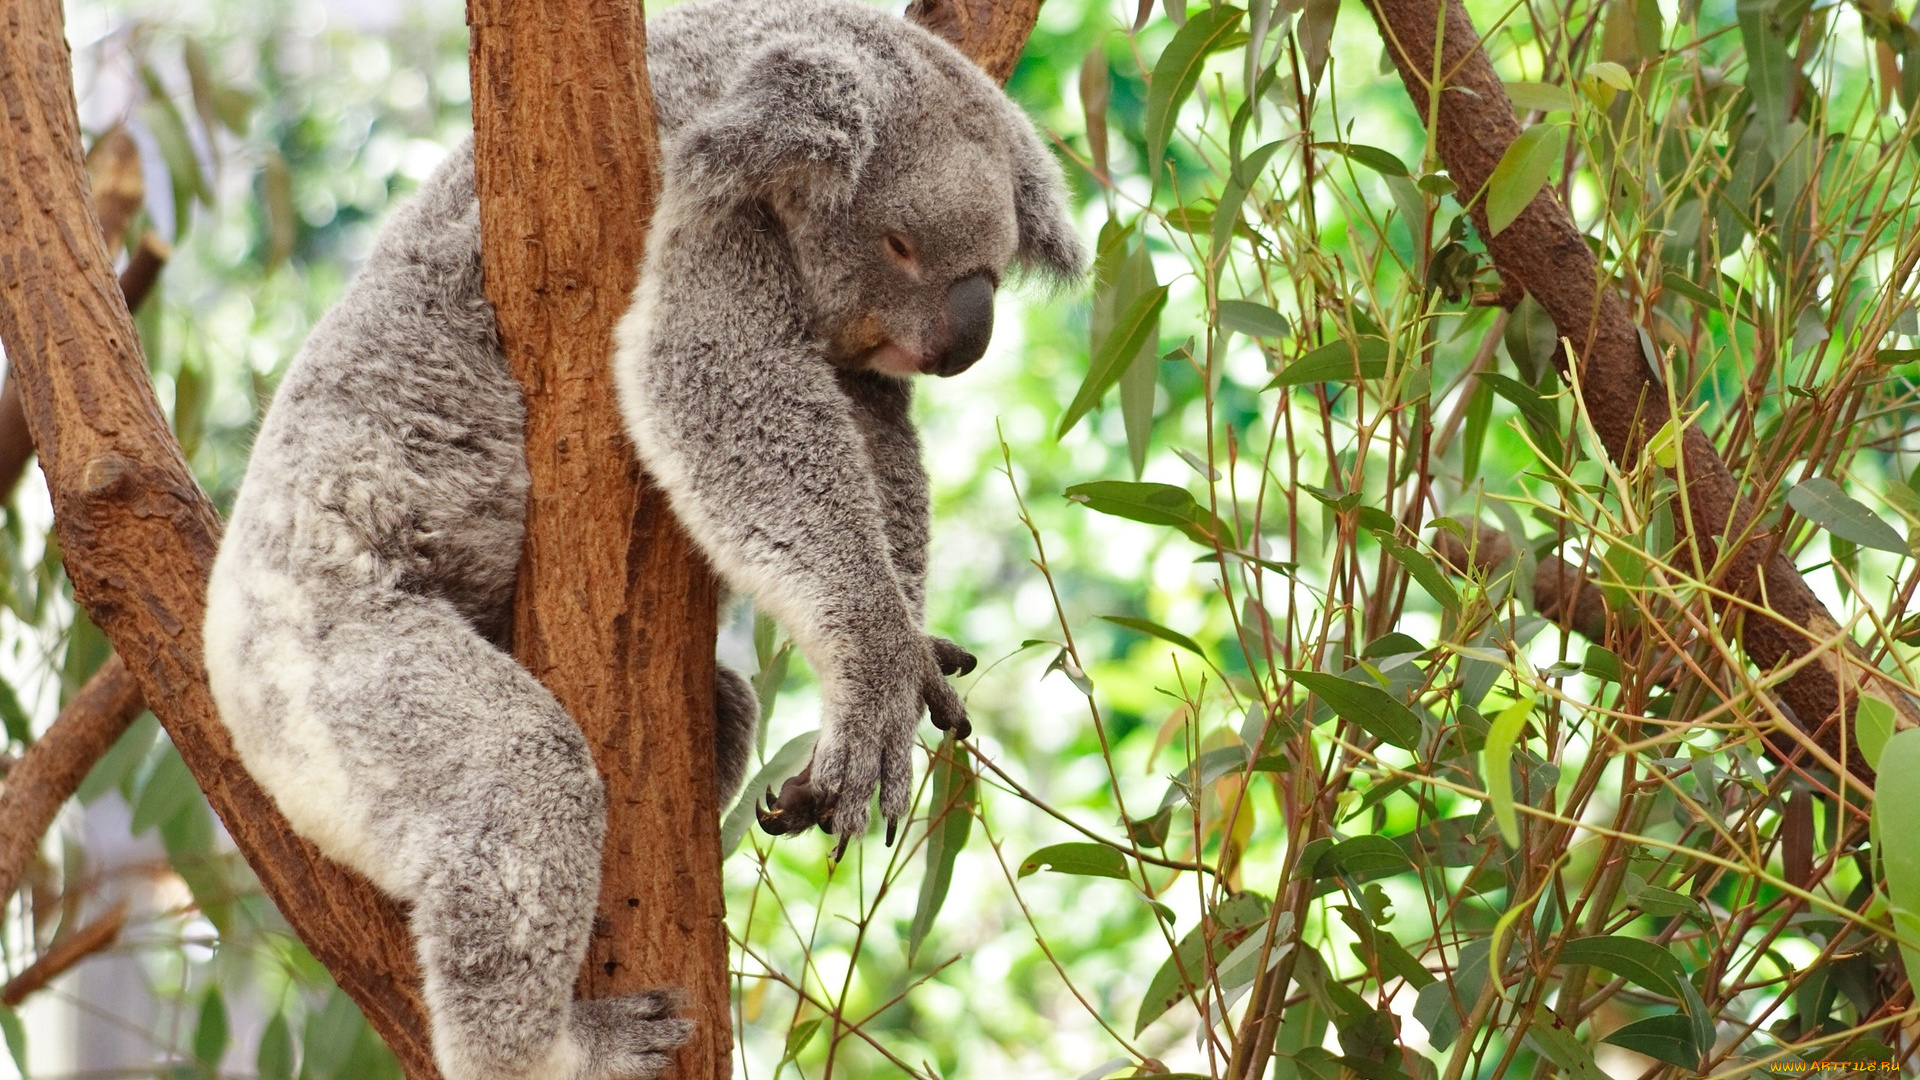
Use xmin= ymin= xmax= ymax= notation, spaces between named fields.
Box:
xmin=671 ymin=23 xmax=1086 ymax=378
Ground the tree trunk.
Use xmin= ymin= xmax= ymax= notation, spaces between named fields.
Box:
xmin=465 ymin=1 xmax=731 ymax=1077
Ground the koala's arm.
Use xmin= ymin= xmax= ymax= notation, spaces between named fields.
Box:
xmin=616 ymin=208 xmax=965 ymax=844
xmin=836 ymin=370 xmax=976 ymax=679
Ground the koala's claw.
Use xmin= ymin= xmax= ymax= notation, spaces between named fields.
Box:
xmin=884 ymin=817 xmax=898 ymax=847
xmin=755 ymin=766 xmax=835 ymax=837
xmin=932 ymin=637 xmax=978 ymax=677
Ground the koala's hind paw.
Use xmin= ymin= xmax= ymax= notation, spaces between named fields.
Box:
xmin=573 ymin=992 xmax=694 ymax=1080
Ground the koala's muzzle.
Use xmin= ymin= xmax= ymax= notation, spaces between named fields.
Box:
xmin=932 ymin=274 xmax=995 ymax=377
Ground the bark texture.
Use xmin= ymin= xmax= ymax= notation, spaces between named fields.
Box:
xmin=0 ymin=1 xmax=439 ymax=1074
xmin=0 ymin=656 xmax=143 ymax=905
xmin=466 ymin=0 xmax=1051 ymax=1075
xmin=905 ymin=0 xmax=1046 ymax=83
xmin=465 ymin=2 xmax=733 ymax=1077
xmin=1365 ymin=0 xmax=1918 ymax=774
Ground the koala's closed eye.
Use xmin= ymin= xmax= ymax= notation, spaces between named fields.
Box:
xmin=884 ymin=232 xmax=917 ymax=273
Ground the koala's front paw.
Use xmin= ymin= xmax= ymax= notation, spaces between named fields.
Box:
xmin=755 ymin=637 xmax=971 ymax=857
xmin=572 ymin=991 xmax=693 ymax=1080
xmin=755 ymin=761 xmax=833 ymax=838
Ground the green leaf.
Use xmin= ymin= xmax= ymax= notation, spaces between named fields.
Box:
xmin=1374 ymin=532 xmax=1460 ymax=613
xmin=1113 ymin=239 xmax=1161 ymax=478
xmin=1875 ymin=730 xmax=1920 ymax=983
xmin=1267 ymin=337 xmax=1390 ymax=390
xmin=1485 ymin=123 xmax=1564 ymax=236
xmin=1556 ymin=935 xmax=1711 ymax=1054
xmin=1299 ymin=0 xmax=1338 ymax=88
xmin=301 ymin=988 xmax=365 ymax=1080
xmin=1134 ymin=892 xmax=1269 ymax=1034
xmin=193 ymin=987 xmax=229 ymax=1067
xmin=1478 ymin=372 xmax=1558 ymax=437
xmin=1601 ymin=1014 xmax=1700 ymax=1068
xmin=1739 ymin=5 xmax=1793 ymax=148
xmin=0 ymin=677 xmax=30 ymax=747
xmin=1482 ymin=695 xmax=1533 ymax=847
xmin=1058 ymin=285 xmax=1168 ymax=438
xmin=77 ymin=713 xmax=158 ymax=805
xmin=782 ymin=1017 xmax=824 ymax=1064
xmin=1788 ymin=478 xmax=1908 ymax=554
xmin=1321 ymin=835 xmax=1415 ymax=880
xmin=1461 ymin=376 xmax=1493 ymax=482
xmin=1857 ymin=692 xmax=1896 ymax=771
xmin=1661 ymin=271 xmax=1724 ymax=314
xmin=1217 ymin=300 xmax=1291 ymax=339
xmin=257 ymin=1012 xmax=294 ymax=1080
xmin=1064 ymin=481 xmax=1231 ymax=546
xmin=1100 ymin=615 xmax=1207 ymax=658
xmin=0 ymin=1006 xmax=24 ymax=1078
xmin=1524 ymin=1026 xmax=1606 ymax=1080
xmin=1019 ymin=842 xmax=1130 ymax=880
xmin=1505 ymin=81 xmax=1576 ymax=113
xmin=1145 ymin=7 xmax=1247 ymax=174
xmin=131 ymin=742 xmax=199 ymax=836
xmin=1585 ymin=60 xmax=1634 ymax=91
xmin=1212 ymin=140 xmax=1281 ymax=257
xmin=720 ymin=731 xmax=816 ymax=857
xmin=1314 ymin=142 xmax=1410 ymax=178
xmin=1581 ymin=646 xmax=1621 ymax=682
xmin=909 ymin=740 xmax=975 ymax=962
xmin=1286 ymin=670 xmax=1421 ymax=750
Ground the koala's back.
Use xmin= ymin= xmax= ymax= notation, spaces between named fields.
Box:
xmin=215 ymin=141 xmax=527 ymax=642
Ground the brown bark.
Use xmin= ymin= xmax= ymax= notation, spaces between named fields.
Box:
xmin=1364 ymin=0 xmax=1917 ymax=773
xmin=0 ymin=899 xmax=125 ymax=1006
xmin=0 ymin=657 xmax=144 ymax=905
xmin=467 ymin=0 xmax=1050 ymax=1074
xmin=0 ymin=2 xmax=439 ymax=1075
xmin=1433 ymin=527 xmax=1610 ymax=645
xmin=0 ymin=229 xmax=169 ymax=503
xmin=905 ymin=0 xmax=1046 ymax=84
xmin=465 ymin=1 xmax=734 ymax=1076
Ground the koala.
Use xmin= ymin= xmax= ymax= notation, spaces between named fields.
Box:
xmin=203 ymin=0 xmax=1081 ymax=1078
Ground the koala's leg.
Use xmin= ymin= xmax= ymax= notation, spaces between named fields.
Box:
xmin=714 ymin=663 xmax=759 ymax=808
xmin=208 ymin=580 xmax=690 ymax=1080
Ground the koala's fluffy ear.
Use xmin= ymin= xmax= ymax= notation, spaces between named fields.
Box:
xmin=676 ymin=41 xmax=876 ymax=211
xmin=1006 ymin=123 xmax=1088 ymax=285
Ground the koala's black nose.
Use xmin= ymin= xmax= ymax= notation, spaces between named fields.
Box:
xmin=934 ymin=274 xmax=995 ymax=377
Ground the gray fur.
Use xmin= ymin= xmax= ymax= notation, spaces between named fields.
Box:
xmin=203 ymin=1 xmax=1082 ymax=1078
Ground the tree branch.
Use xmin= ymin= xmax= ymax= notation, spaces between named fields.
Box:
xmin=0 ymin=656 xmax=143 ymax=905
xmin=0 ymin=899 xmax=126 ymax=1007
xmin=1363 ymin=0 xmax=1917 ymax=774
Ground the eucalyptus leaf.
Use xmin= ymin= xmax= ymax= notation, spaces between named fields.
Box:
xmin=909 ymin=740 xmax=976 ymax=962
xmin=1059 ymin=286 xmax=1168 ymax=439
xmin=1485 ymin=123 xmax=1564 ymax=236
xmin=1286 ymin=670 xmax=1420 ymax=750
xmin=1788 ymin=478 xmax=1908 ymax=554
xmin=1019 ymin=842 xmax=1129 ymax=880
xmin=1267 ymin=337 xmax=1390 ymax=389
xmin=1145 ymin=7 xmax=1247 ymax=175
